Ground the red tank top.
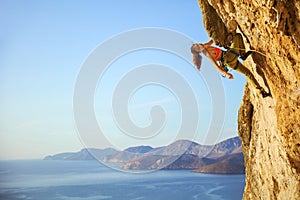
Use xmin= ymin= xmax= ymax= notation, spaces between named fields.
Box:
xmin=213 ymin=47 xmax=222 ymax=60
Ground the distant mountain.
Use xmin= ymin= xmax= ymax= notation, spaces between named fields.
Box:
xmin=104 ymin=152 xmax=145 ymax=163
xmin=204 ymin=137 xmax=242 ymax=158
xmin=124 ymin=146 xmax=153 ymax=153
xmin=163 ymin=154 xmax=216 ymax=170
xmin=121 ymin=155 xmax=176 ymax=170
xmin=44 ymin=137 xmax=244 ymax=174
xmin=44 ymin=152 xmax=78 ymax=160
xmin=144 ymin=137 xmax=242 ymax=158
xmin=44 ymin=146 xmax=153 ymax=162
xmin=194 ymin=153 xmax=245 ymax=174
xmin=120 ymin=137 xmax=244 ymax=173
xmin=119 ymin=140 xmax=213 ymax=170
xmin=120 ymin=140 xmax=211 ymax=170
xmin=146 ymin=140 xmax=213 ymax=157
xmin=44 ymin=148 xmax=119 ymax=161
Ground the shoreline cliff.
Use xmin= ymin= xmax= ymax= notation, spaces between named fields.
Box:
xmin=197 ymin=0 xmax=300 ymax=199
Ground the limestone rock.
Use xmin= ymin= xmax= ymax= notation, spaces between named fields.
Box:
xmin=197 ymin=0 xmax=300 ymax=199
xmin=198 ymin=0 xmax=232 ymax=47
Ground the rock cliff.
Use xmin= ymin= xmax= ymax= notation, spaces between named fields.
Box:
xmin=197 ymin=0 xmax=300 ymax=199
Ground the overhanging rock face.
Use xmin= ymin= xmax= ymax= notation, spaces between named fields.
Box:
xmin=197 ymin=0 xmax=300 ymax=199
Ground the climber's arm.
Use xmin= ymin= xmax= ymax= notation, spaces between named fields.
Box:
xmin=204 ymin=39 xmax=214 ymax=47
xmin=202 ymin=48 xmax=233 ymax=79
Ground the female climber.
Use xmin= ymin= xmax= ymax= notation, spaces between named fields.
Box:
xmin=191 ymin=33 xmax=270 ymax=97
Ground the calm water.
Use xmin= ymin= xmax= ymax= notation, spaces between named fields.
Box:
xmin=0 ymin=160 xmax=245 ymax=200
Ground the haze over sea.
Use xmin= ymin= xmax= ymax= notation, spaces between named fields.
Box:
xmin=0 ymin=160 xmax=245 ymax=200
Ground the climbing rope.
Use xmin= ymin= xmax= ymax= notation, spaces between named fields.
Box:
xmin=228 ymin=47 xmax=268 ymax=57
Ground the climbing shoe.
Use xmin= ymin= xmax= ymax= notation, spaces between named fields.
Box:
xmin=261 ymin=90 xmax=271 ymax=98
xmin=240 ymin=51 xmax=252 ymax=60
xmin=225 ymin=33 xmax=234 ymax=46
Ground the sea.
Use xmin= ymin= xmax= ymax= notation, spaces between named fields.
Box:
xmin=0 ymin=160 xmax=245 ymax=200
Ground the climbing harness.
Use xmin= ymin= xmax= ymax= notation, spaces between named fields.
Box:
xmin=227 ymin=49 xmax=240 ymax=57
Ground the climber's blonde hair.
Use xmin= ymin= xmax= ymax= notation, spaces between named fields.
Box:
xmin=191 ymin=44 xmax=202 ymax=70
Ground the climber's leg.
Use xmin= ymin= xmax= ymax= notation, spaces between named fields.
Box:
xmin=230 ymin=33 xmax=253 ymax=60
xmin=234 ymin=62 xmax=261 ymax=89
xmin=230 ymin=33 xmax=246 ymax=56
xmin=224 ymin=47 xmax=270 ymax=97
xmin=223 ymin=50 xmax=238 ymax=68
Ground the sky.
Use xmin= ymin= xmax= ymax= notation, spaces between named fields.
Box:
xmin=0 ymin=0 xmax=246 ymax=159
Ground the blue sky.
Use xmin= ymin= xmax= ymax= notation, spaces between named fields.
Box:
xmin=0 ymin=0 xmax=246 ymax=159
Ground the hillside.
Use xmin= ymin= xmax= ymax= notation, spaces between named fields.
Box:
xmin=194 ymin=153 xmax=245 ymax=174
